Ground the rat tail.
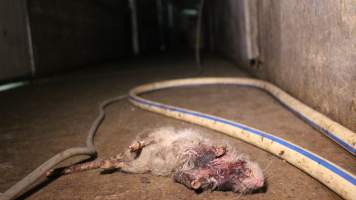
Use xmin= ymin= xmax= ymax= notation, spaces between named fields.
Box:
xmin=46 ymin=154 xmax=124 ymax=177
xmin=46 ymin=159 xmax=105 ymax=176
xmin=64 ymin=159 xmax=107 ymax=174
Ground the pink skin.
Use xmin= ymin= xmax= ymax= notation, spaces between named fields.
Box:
xmin=240 ymin=161 xmax=265 ymax=190
xmin=174 ymin=156 xmax=264 ymax=193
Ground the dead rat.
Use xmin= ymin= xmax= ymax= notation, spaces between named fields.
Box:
xmin=48 ymin=127 xmax=265 ymax=194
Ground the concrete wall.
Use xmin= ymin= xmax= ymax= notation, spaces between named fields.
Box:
xmin=28 ymin=0 xmax=132 ymax=75
xmin=211 ymin=0 xmax=356 ymax=131
xmin=0 ymin=0 xmax=33 ymax=81
xmin=208 ymin=0 xmax=249 ymax=66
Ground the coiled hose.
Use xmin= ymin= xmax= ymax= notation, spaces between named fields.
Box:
xmin=129 ymin=77 xmax=356 ymax=200
xmin=1 ymin=78 xmax=355 ymax=200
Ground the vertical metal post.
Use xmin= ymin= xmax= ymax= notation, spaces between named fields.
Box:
xmin=23 ymin=0 xmax=36 ymax=76
xmin=129 ymin=0 xmax=140 ymax=55
xmin=243 ymin=0 xmax=259 ymax=60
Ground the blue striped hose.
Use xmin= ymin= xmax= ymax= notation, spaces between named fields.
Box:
xmin=129 ymin=77 xmax=356 ymax=200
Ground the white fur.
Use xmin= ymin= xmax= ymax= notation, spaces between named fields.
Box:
xmin=120 ymin=127 xmax=261 ymax=179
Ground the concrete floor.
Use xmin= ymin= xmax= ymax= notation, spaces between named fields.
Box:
xmin=0 ymin=54 xmax=354 ymax=200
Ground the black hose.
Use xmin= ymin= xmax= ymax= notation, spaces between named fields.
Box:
xmin=0 ymin=95 xmax=127 ymax=200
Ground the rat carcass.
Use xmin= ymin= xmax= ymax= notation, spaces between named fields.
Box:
xmin=48 ymin=127 xmax=265 ymax=194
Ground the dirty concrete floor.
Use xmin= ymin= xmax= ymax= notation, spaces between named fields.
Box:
xmin=0 ymin=54 xmax=354 ymax=200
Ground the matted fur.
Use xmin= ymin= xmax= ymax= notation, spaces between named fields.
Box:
xmin=49 ymin=127 xmax=264 ymax=193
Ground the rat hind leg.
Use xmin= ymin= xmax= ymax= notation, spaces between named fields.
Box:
xmin=128 ymin=137 xmax=155 ymax=152
xmin=47 ymin=155 xmax=150 ymax=176
xmin=116 ymin=140 xmax=161 ymax=174
xmin=47 ymin=137 xmax=155 ymax=176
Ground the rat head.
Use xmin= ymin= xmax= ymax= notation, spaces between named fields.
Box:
xmin=232 ymin=161 xmax=264 ymax=193
xmin=177 ymin=158 xmax=264 ymax=194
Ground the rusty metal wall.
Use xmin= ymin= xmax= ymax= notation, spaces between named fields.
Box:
xmin=211 ymin=0 xmax=356 ymax=131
